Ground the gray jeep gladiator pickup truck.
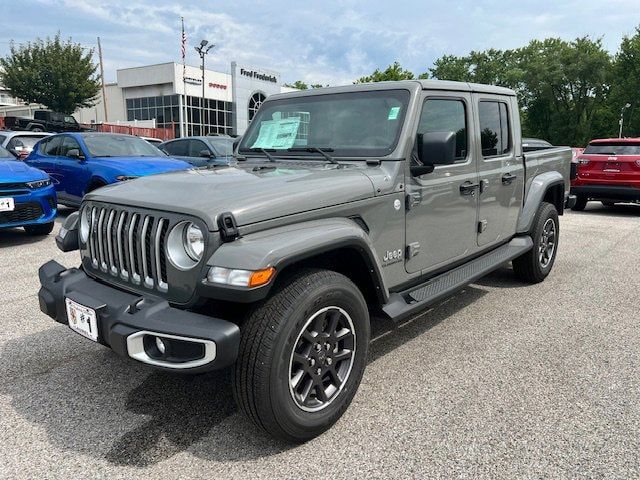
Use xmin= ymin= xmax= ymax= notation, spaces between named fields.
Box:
xmin=38 ymin=80 xmax=573 ymax=442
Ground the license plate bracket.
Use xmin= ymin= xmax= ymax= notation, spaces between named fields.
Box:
xmin=65 ymin=298 xmax=100 ymax=342
xmin=0 ymin=197 xmax=15 ymax=212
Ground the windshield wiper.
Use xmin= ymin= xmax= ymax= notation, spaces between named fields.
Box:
xmin=288 ymin=147 xmax=338 ymax=164
xmin=246 ymin=147 xmax=277 ymax=162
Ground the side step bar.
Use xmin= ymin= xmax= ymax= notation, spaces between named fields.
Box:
xmin=382 ymin=236 xmax=533 ymax=321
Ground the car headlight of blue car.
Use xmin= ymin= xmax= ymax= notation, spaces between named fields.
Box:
xmin=26 ymin=178 xmax=52 ymax=189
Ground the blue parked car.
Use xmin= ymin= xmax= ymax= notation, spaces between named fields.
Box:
xmin=0 ymin=145 xmax=57 ymax=235
xmin=26 ymin=133 xmax=192 ymax=207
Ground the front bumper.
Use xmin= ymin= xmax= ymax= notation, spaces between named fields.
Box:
xmin=0 ymin=184 xmax=57 ymax=229
xmin=38 ymin=260 xmax=240 ymax=373
xmin=571 ymin=185 xmax=640 ymax=202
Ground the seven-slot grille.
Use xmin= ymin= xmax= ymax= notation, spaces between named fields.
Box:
xmin=86 ymin=205 xmax=170 ymax=292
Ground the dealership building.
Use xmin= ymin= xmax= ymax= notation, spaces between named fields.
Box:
xmin=70 ymin=62 xmax=295 ymax=138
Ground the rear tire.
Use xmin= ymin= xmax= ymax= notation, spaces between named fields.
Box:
xmin=24 ymin=222 xmax=54 ymax=236
xmin=233 ymin=269 xmax=370 ymax=443
xmin=571 ymin=195 xmax=587 ymax=211
xmin=30 ymin=126 xmax=44 ymax=132
xmin=513 ymin=202 xmax=559 ymax=284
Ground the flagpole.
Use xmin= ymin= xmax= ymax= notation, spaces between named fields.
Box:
xmin=181 ymin=16 xmax=188 ymax=137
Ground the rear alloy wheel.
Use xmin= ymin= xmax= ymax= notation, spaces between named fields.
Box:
xmin=571 ymin=195 xmax=587 ymax=211
xmin=233 ymin=269 xmax=370 ymax=443
xmin=513 ymin=202 xmax=559 ymax=283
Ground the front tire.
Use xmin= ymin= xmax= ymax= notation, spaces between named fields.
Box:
xmin=24 ymin=222 xmax=54 ymax=236
xmin=233 ymin=269 xmax=370 ymax=443
xmin=513 ymin=202 xmax=559 ymax=283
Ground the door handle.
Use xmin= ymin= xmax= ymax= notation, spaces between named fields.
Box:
xmin=459 ymin=181 xmax=479 ymax=196
xmin=502 ymin=173 xmax=517 ymax=185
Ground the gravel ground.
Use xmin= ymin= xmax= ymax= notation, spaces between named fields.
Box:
xmin=0 ymin=203 xmax=638 ymax=479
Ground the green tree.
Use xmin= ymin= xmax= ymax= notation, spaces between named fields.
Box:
xmin=428 ymin=38 xmax=612 ymax=146
xmin=284 ymin=80 xmax=327 ymax=90
xmin=356 ymin=61 xmax=416 ymax=83
xmin=610 ymin=27 xmax=640 ymax=137
xmin=0 ymin=33 xmax=100 ymax=114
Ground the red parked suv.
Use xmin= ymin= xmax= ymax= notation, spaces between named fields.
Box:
xmin=571 ymin=138 xmax=640 ymax=210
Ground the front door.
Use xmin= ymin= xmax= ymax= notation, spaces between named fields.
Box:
xmin=474 ymin=96 xmax=524 ymax=247
xmin=405 ymin=93 xmax=480 ymax=275
xmin=56 ymin=135 xmax=89 ymax=202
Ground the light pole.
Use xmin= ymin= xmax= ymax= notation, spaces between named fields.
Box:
xmin=194 ymin=39 xmax=214 ymax=135
xmin=619 ymin=102 xmax=631 ymax=138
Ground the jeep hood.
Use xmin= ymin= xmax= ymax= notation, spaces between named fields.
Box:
xmin=86 ymin=164 xmax=376 ymax=229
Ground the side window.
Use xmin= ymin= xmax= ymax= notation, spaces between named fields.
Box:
xmin=163 ymin=140 xmax=188 ymax=156
xmin=417 ymin=99 xmax=468 ymax=161
xmin=42 ymin=136 xmax=62 ymax=156
xmin=188 ymin=140 xmax=210 ymax=157
xmin=59 ymin=136 xmax=81 ymax=157
xmin=478 ymin=101 xmax=511 ymax=157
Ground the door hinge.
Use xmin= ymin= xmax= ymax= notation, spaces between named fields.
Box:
xmin=407 ymin=242 xmax=421 ymax=258
xmin=405 ymin=192 xmax=421 ymax=210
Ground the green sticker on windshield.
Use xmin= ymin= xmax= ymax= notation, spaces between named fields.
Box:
xmin=388 ymin=106 xmax=400 ymax=120
xmin=251 ymin=118 xmax=301 ymax=149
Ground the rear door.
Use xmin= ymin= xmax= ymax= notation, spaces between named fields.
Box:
xmin=27 ymin=136 xmax=62 ymax=185
xmin=474 ymin=95 xmax=524 ymax=247
xmin=405 ymin=92 xmax=480 ymax=274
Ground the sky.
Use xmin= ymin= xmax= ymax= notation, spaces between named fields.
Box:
xmin=2 ymin=0 xmax=639 ymax=86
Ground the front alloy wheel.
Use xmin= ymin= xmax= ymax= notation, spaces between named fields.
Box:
xmin=289 ymin=306 xmax=356 ymax=412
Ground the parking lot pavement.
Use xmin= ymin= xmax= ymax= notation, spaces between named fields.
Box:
xmin=0 ymin=204 xmax=639 ymax=479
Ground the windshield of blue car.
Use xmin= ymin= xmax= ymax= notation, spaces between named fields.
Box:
xmin=207 ymin=138 xmax=234 ymax=156
xmin=83 ymin=135 xmax=163 ymax=157
xmin=0 ymin=145 xmax=14 ymax=158
xmin=238 ymin=89 xmax=411 ymax=158
xmin=583 ymin=142 xmax=640 ymax=155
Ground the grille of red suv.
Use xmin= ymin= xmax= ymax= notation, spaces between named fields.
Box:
xmin=86 ymin=204 xmax=169 ymax=292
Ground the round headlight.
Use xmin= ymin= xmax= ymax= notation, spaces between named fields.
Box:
xmin=184 ymin=223 xmax=204 ymax=261
xmin=79 ymin=207 xmax=90 ymax=243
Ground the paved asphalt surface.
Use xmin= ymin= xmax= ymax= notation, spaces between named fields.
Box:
xmin=0 ymin=204 xmax=638 ymax=479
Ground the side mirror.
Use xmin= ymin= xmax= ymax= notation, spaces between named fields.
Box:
xmin=67 ymin=148 xmax=84 ymax=160
xmin=418 ymin=131 xmax=457 ymax=166
xmin=200 ymin=149 xmax=214 ymax=158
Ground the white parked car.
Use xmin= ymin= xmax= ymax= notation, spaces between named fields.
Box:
xmin=0 ymin=131 xmax=51 ymax=159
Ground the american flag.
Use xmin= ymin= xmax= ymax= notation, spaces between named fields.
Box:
xmin=181 ymin=17 xmax=186 ymax=62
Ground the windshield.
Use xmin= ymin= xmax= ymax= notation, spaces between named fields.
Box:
xmin=83 ymin=134 xmax=163 ymax=157
xmin=207 ymin=137 xmax=234 ymax=156
xmin=0 ymin=145 xmax=14 ymax=158
xmin=584 ymin=142 xmax=640 ymax=155
xmin=238 ymin=89 xmax=410 ymax=157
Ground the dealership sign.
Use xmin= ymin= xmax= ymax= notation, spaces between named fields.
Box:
xmin=240 ymin=68 xmax=277 ymax=83
xmin=184 ymin=76 xmax=202 ymax=85
xmin=209 ymin=82 xmax=227 ymax=90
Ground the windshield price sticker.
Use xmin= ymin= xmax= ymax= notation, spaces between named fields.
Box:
xmin=388 ymin=106 xmax=401 ymax=120
xmin=251 ymin=118 xmax=301 ymax=149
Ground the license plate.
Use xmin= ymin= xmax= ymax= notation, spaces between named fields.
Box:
xmin=603 ymin=162 xmax=621 ymax=172
xmin=65 ymin=298 xmax=99 ymax=342
xmin=0 ymin=197 xmax=14 ymax=212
